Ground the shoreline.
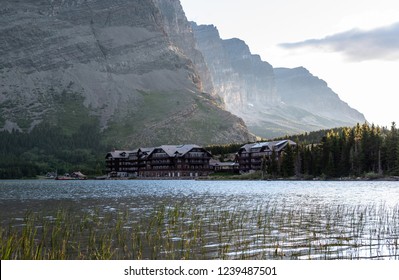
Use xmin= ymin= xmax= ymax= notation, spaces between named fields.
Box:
xmin=4 ymin=175 xmax=399 ymax=182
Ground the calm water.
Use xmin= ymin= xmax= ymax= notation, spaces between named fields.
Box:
xmin=1 ymin=180 xmax=399 ymax=259
xmin=1 ymin=179 xmax=399 ymax=211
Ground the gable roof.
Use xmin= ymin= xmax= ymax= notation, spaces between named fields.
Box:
xmin=106 ymin=150 xmax=133 ymax=159
xmin=239 ymin=140 xmax=296 ymax=153
xmin=160 ymin=144 xmax=201 ymax=157
xmin=239 ymin=143 xmax=255 ymax=153
xmin=107 ymin=145 xmax=211 ymax=159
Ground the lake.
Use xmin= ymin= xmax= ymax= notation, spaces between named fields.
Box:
xmin=1 ymin=180 xmax=398 ymax=260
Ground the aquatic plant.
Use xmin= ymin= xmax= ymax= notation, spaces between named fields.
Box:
xmin=1 ymin=202 xmax=398 ymax=260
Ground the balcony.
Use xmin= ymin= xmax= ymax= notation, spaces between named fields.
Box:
xmin=151 ymin=160 xmax=172 ymax=166
xmin=185 ymin=154 xmax=211 ymax=159
xmin=152 ymin=154 xmax=169 ymax=159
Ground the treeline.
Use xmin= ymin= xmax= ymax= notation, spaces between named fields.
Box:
xmin=205 ymin=143 xmax=244 ymax=156
xmin=276 ymin=127 xmax=349 ymax=145
xmin=204 ymin=128 xmax=348 ymax=156
xmin=0 ymin=122 xmax=109 ymax=179
xmin=2 ymin=120 xmax=399 ymax=179
xmin=208 ymin=122 xmax=399 ymax=179
xmin=264 ymin=123 xmax=399 ymax=178
xmin=291 ymin=122 xmax=399 ymax=178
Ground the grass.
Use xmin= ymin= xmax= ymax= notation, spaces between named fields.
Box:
xmin=50 ymin=91 xmax=98 ymax=136
xmin=104 ymin=90 xmax=244 ymax=147
xmin=103 ymin=90 xmax=193 ymax=146
xmin=1 ymin=202 xmax=398 ymax=260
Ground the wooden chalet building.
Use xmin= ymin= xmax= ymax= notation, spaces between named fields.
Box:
xmin=105 ymin=145 xmax=212 ymax=178
xmin=209 ymin=159 xmax=240 ymax=174
xmin=236 ymin=140 xmax=296 ymax=172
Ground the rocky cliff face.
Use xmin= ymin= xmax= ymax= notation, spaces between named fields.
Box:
xmin=0 ymin=0 xmax=254 ymax=146
xmin=191 ymin=23 xmax=366 ymax=138
xmin=152 ymin=0 xmax=215 ymax=96
xmin=192 ymin=23 xmax=278 ymax=114
xmin=274 ymin=67 xmax=366 ymax=125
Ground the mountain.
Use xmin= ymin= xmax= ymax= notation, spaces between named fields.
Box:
xmin=0 ymin=0 xmax=367 ymax=149
xmin=274 ymin=67 xmax=366 ymax=125
xmin=0 ymin=0 xmax=254 ymax=147
xmin=191 ymin=23 xmax=278 ymax=113
xmin=191 ymin=23 xmax=366 ymax=138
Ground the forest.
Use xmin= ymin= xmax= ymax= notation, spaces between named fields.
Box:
xmin=208 ymin=122 xmax=399 ymax=179
xmin=291 ymin=122 xmax=399 ymax=179
xmin=0 ymin=122 xmax=109 ymax=179
xmin=1 ymin=122 xmax=399 ymax=179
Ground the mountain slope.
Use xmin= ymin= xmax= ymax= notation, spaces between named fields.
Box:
xmin=0 ymin=0 xmax=254 ymax=146
xmin=191 ymin=23 xmax=278 ymax=113
xmin=191 ymin=23 xmax=366 ymax=138
xmin=274 ymin=67 xmax=366 ymax=125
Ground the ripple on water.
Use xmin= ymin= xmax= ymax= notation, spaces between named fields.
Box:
xmin=1 ymin=180 xmax=399 ymax=260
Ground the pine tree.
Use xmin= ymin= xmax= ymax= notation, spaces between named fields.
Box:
xmin=293 ymin=144 xmax=302 ymax=177
xmin=268 ymin=149 xmax=279 ymax=178
xmin=281 ymin=144 xmax=295 ymax=178
xmin=394 ymin=140 xmax=399 ymax=175
xmin=384 ymin=122 xmax=398 ymax=173
xmin=261 ymin=155 xmax=268 ymax=179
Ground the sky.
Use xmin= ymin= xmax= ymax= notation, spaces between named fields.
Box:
xmin=180 ymin=0 xmax=399 ymax=128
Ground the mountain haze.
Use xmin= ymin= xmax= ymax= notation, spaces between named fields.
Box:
xmin=191 ymin=23 xmax=366 ymax=138
xmin=275 ymin=67 xmax=365 ymax=125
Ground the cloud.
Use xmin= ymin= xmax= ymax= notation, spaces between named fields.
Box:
xmin=279 ymin=22 xmax=399 ymax=61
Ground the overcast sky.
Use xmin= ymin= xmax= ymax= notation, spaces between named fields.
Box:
xmin=180 ymin=0 xmax=399 ymax=127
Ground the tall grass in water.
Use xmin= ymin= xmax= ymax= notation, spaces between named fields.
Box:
xmin=1 ymin=203 xmax=398 ymax=260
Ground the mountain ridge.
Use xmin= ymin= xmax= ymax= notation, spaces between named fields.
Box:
xmin=190 ymin=22 xmax=366 ymax=138
xmin=0 ymin=0 xmax=366 ymax=147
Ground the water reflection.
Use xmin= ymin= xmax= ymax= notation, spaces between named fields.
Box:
xmin=0 ymin=180 xmax=399 ymax=259
xmin=1 ymin=180 xmax=399 ymax=206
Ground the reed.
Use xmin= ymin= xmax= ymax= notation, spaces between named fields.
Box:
xmin=1 ymin=201 xmax=398 ymax=260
